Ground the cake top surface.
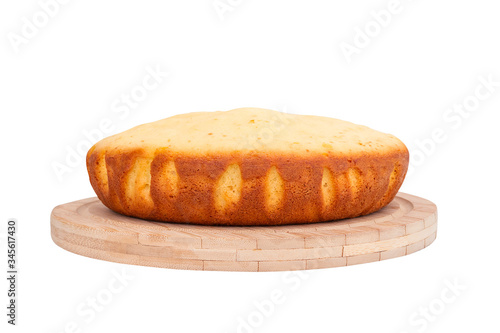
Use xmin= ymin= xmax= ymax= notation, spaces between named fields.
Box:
xmin=95 ymin=107 xmax=406 ymax=155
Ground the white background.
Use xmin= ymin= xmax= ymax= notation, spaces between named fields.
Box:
xmin=1 ymin=0 xmax=499 ymax=332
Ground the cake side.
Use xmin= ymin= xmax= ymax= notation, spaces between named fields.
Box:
xmin=87 ymin=146 xmax=409 ymax=225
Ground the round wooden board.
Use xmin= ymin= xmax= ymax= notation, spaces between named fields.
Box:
xmin=50 ymin=193 xmax=437 ymax=272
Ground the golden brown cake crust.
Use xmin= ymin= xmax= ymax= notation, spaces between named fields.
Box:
xmin=86 ymin=108 xmax=409 ymax=226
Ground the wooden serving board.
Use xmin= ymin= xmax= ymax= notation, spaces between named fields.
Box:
xmin=50 ymin=193 xmax=437 ymax=272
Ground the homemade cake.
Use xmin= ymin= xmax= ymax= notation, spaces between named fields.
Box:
xmin=86 ymin=107 xmax=409 ymax=226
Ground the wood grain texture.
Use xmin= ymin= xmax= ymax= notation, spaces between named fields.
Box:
xmin=50 ymin=192 xmax=437 ymax=271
